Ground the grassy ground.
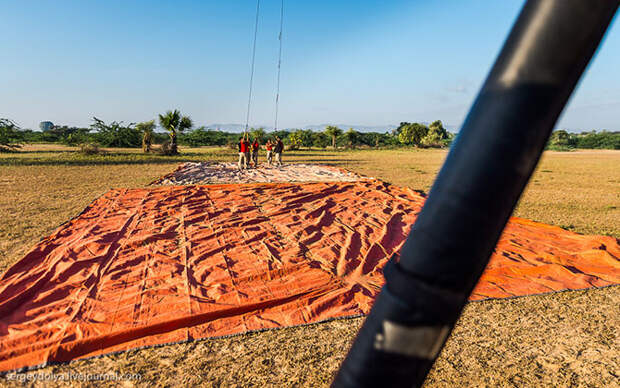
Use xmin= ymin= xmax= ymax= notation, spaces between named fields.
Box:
xmin=3 ymin=287 xmax=617 ymax=387
xmin=0 ymin=144 xmax=618 ymax=387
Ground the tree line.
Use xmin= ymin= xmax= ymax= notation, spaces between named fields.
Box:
xmin=2 ymin=113 xmax=618 ymax=153
xmin=547 ymin=129 xmax=619 ymax=150
xmin=0 ymin=112 xmax=456 ymax=153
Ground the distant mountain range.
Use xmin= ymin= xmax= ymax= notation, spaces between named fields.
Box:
xmin=205 ymin=123 xmax=459 ymax=133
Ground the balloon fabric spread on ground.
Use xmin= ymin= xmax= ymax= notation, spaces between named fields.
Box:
xmin=151 ymin=162 xmax=367 ymax=185
xmin=0 ymin=178 xmax=619 ymax=373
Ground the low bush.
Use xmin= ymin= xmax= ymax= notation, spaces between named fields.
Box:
xmin=79 ymin=142 xmax=104 ymax=155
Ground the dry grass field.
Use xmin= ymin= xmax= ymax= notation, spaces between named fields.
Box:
xmin=0 ymin=145 xmax=618 ymax=387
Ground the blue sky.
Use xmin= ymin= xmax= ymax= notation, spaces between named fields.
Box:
xmin=1 ymin=0 xmax=619 ymax=131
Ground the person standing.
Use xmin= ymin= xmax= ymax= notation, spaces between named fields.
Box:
xmin=265 ymin=140 xmax=273 ymax=165
xmin=274 ymin=136 xmax=284 ymax=166
xmin=251 ymin=138 xmax=260 ymax=167
xmin=238 ymin=134 xmax=250 ymax=170
xmin=237 ymin=136 xmax=246 ymax=169
xmin=243 ymin=135 xmax=251 ymax=169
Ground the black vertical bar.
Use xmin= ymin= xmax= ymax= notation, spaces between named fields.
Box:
xmin=332 ymin=1 xmax=618 ymax=387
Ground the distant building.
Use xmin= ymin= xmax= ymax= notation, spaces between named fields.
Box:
xmin=39 ymin=121 xmax=54 ymax=131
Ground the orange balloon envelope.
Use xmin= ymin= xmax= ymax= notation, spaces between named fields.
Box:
xmin=0 ymin=180 xmax=618 ymax=372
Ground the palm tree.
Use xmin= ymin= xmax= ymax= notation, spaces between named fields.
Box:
xmin=136 ymin=120 xmax=156 ymax=153
xmin=158 ymin=110 xmax=193 ymax=155
xmin=324 ymin=125 xmax=343 ymax=148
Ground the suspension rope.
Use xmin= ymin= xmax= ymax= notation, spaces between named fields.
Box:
xmin=244 ymin=0 xmax=261 ymax=135
xmin=273 ymin=0 xmax=284 ymax=132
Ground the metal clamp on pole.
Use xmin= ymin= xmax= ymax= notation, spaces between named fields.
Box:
xmin=332 ymin=1 xmax=618 ymax=387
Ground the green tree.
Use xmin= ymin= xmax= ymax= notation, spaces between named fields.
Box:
xmin=250 ymin=127 xmax=266 ymax=142
xmin=19 ymin=129 xmax=43 ymax=143
xmin=548 ymin=129 xmax=576 ymax=149
xmin=136 ymin=120 xmax=156 ymax=152
xmin=344 ymin=128 xmax=360 ymax=149
xmin=574 ymin=130 xmax=619 ymax=149
xmin=445 ymin=131 xmax=457 ymax=147
xmin=272 ymin=130 xmax=291 ymax=142
xmin=397 ymin=122 xmax=428 ymax=146
xmin=324 ymin=125 xmax=343 ymax=148
xmin=312 ymin=132 xmax=330 ymax=148
xmin=42 ymin=125 xmax=91 ymax=145
xmin=0 ymin=118 xmax=23 ymax=151
xmin=297 ymin=129 xmax=314 ymax=149
xmin=181 ymin=127 xmax=228 ymax=147
xmin=421 ymin=120 xmax=449 ymax=147
xmin=64 ymin=127 xmax=91 ymax=146
xmin=158 ymin=110 xmax=193 ymax=155
xmin=288 ymin=131 xmax=303 ymax=150
xmin=91 ymin=117 xmax=140 ymax=148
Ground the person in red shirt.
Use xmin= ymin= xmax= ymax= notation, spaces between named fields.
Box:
xmin=251 ymin=138 xmax=260 ymax=167
xmin=237 ymin=133 xmax=250 ymax=169
xmin=243 ymin=136 xmax=251 ymax=168
xmin=265 ymin=140 xmax=273 ymax=165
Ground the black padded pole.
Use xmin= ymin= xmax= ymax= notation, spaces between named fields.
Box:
xmin=332 ymin=1 xmax=619 ymax=387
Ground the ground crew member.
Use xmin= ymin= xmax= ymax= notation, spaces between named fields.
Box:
xmin=265 ymin=140 xmax=273 ymax=165
xmin=251 ymin=138 xmax=260 ymax=167
xmin=244 ymin=136 xmax=251 ymax=168
xmin=274 ymin=136 xmax=284 ymax=166
xmin=238 ymin=134 xmax=250 ymax=169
